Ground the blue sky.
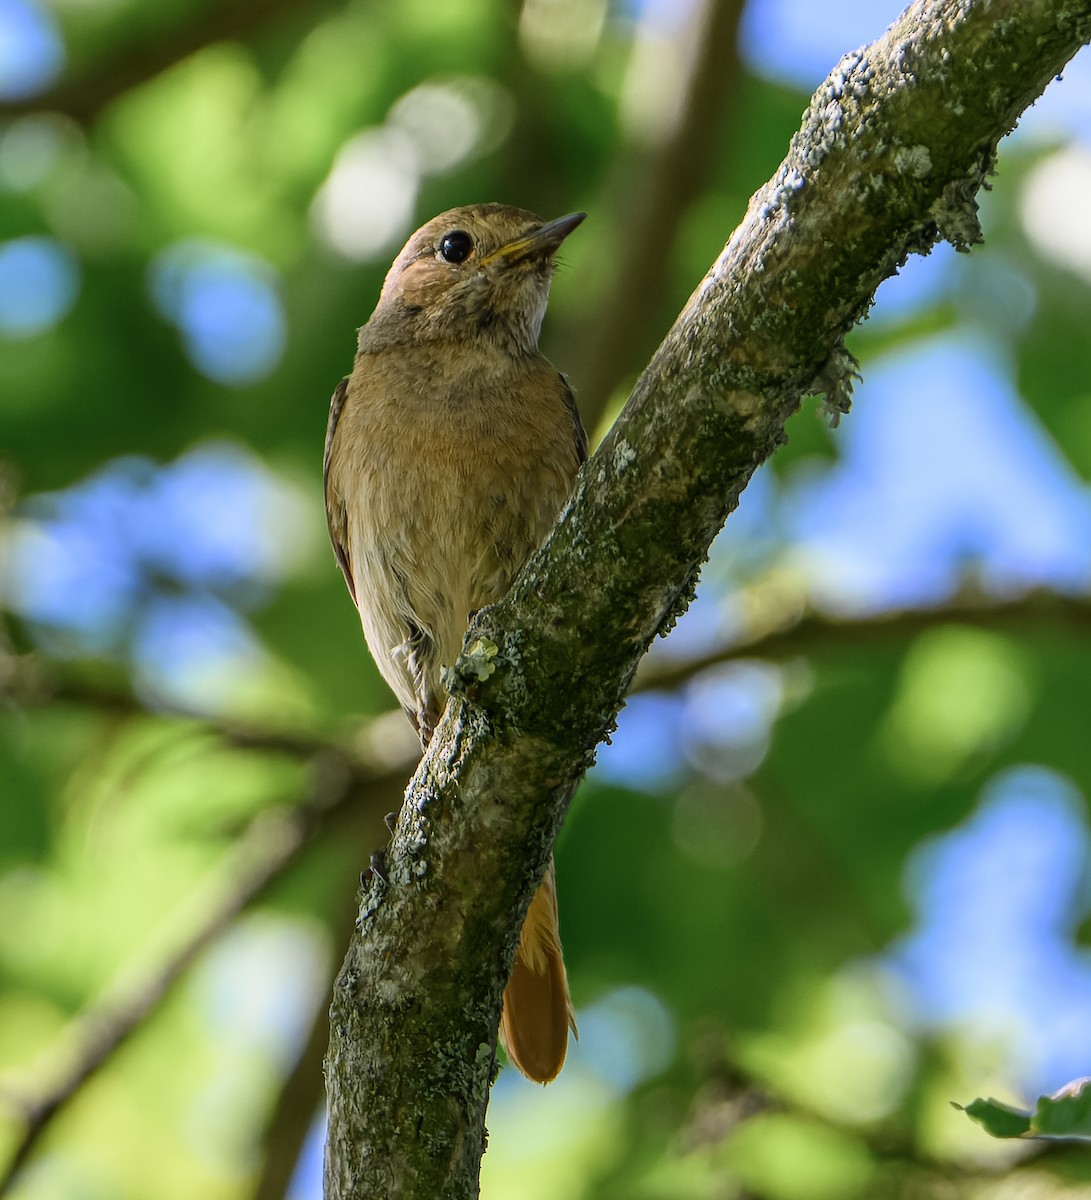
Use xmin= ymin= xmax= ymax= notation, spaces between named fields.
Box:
xmin=888 ymin=766 xmax=1091 ymax=1097
xmin=0 ymin=0 xmax=63 ymax=100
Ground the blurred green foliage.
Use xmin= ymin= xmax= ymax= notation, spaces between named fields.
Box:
xmin=3 ymin=0 xmax=1091 ymax=1197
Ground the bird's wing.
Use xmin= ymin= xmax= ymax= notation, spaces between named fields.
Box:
xmin=323 ymin=376 xmax=356 ymax=604
xmin=560 ymin=375 xmax=588 ymax=465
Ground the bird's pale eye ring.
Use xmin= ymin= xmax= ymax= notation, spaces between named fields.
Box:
xmin=437 ymin=230 xmax=473 ymax=264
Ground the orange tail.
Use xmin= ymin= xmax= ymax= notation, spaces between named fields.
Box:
xmin=498 ymin=856 xmax=577 ymax=1083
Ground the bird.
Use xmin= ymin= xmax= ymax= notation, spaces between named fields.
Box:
xmin=323 ymin=203 xmax=587 ymax=1083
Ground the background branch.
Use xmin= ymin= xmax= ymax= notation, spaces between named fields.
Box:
xmin=11 ymin=588 xmax=1088 ymax=745
xmin=637 ymin=588 xmax=1091 ymax=690
xmin=570 ymin=0 xmax=748 ymax=434
xmin=0 ymin=752 xmax=402 ymax=1194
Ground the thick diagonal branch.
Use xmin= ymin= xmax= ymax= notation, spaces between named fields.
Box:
xmin=324 ymin=3 xmax=1091 ymax=1197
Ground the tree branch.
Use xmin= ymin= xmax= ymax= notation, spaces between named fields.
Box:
xmin=636 ymin=587 xmax=1091 ymax=692
xmin=323 ymin=2 xmax=1091 ymax=1196
xmin=8 ymin=587 xmax=1091 ymax=748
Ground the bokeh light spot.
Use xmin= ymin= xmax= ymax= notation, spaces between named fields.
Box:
xmin=3 ymin=481 xmax=143 ymax=651
xmin=519 ymin=0 xmax=608 ymax=72
xmin=193 ymin=914 xmax=329 ymax=1065
xmin=881 ymin=627 xmax=1033 ymax=782
xmin=149 ymin=240 xmax=286 ymax=385
xmin=389 ymin=76 xmax=513 ymax=174
xmin=131 ymin=442 xmax=311 ymax=590
xmin=0 ymin=0 xmax=64 ymax=100
xmin=673 ymin=780 xmax=763 ymax=868
xmin=887 ymin=766 xmax=1091 ymax=1094
xmin=131 ymin=593 xmax=266 ymax=710
xmin=0 ymin=112 xmax=72 ymax=191
xmin=1020 ymin=144 xmax=1091 ymax=282
xmin=1 ymin=445 xmax=312 ymax=711
xmin=0 ymin=235 xmax=78 ymax=338
xmin=682 ymin=660 xmax=785 ymax=782
xmin=572 ymin=986 xmax=676 ymax=1094
xmin=311 ymin=128 xmax=419 ymax=262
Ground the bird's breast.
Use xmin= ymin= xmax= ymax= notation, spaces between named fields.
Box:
xmin=334 ymin=349 xmax=580 ymax=677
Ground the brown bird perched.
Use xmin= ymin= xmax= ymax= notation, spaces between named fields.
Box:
xmin=323 ymin=203 xmax=587 ymax=1083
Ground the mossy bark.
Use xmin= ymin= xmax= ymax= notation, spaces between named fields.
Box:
xmin=324 ymin=2 xmax=1091 ymax=1196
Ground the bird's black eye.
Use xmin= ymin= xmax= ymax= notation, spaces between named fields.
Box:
xmin=438 ymin=230 xmax=473 ymax=264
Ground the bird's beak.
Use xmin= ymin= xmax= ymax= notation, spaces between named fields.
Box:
xmin=481 ymin=212 xmax=586 ymax=266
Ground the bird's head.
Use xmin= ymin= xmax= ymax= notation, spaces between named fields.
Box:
xmin=362 ymin=204 xmax=585 ymax=354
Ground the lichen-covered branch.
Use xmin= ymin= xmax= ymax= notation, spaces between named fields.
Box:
xmin=324 ymin=3 xmax=1091 ymax=1197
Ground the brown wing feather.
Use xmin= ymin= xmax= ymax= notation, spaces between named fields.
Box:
xmin=560 ymin=375 xmax=588 ymax=465
xmin=323 ymin=376 xmax=356 ymax=603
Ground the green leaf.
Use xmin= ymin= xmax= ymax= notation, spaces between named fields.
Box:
xmin=955 ymin=1096 xmax=1032 ymax=1139
xmin=1033 ymin=1077 xmax=1091 ymax=1139
xmin=957 ymin=1078 xmax=1091 ymax=1141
